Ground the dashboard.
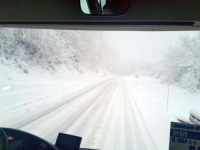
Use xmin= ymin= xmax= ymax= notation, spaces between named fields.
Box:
xmin=2 ymin=128 xmax=58 ymax=150
xmin=0 ymin=128 xmax=97 ymax=150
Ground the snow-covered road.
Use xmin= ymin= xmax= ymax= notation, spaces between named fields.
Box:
xmin=2 ymin=75 xmax=199 ymax=150
xmin=0 ymin=76 xmax=158 ymax=150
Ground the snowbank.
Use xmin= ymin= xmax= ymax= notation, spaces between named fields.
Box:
xmin=125 ymin=75 xmax=200 ymax=150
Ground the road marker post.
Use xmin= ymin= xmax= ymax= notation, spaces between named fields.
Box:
xmin=166 ymin=83 xmax=170 ymax=111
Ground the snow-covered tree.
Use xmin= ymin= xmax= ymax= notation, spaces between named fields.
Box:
xmin=159 ymin=33 xmax=200 ymax=91
xmin=0 ymin=28 xmax=115 ymax=74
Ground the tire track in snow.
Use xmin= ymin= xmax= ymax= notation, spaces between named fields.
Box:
xmin=6 ymin=78 xmax=114 ymax=129
xmin=4 ymin=76 xmax=157 ymax=150
xmin=74 ymin=83 xmax=117 ymax=135
xmin=123 ymin=81 xmax=147 ymax=150
xmin=93 ymin=78 xmax=148 ymax=150
xmin=122 ymin=82 xmax=137 ymax=150
xmin=82 ymin=81 xmax=119 ymax=148
xmin=66 ymin=81 xmax=118 ymax=148
xmin=113 ymin=81 xmax=123 ymax=150
xmin=1 ymin=93 xmax=60 ymax=113
xmin=110 ymin=79 xmax=139 ymax=150
xmin=43 ymin=79 xmax=116 ymax=143
xmin=125 ymin=80 xmax=157 ymax=150
xmin=102 ymin=85 xmax=121 ymax=150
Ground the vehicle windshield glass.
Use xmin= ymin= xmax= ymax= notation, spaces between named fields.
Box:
xmin=0 ymin=28 xmax=199 ymax=150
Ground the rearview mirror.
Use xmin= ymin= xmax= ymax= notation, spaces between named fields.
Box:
xmin=80 ymin=0 xmax=130 ymax=15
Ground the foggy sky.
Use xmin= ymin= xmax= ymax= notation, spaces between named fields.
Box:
xmin=103 ymin=31 xmax=199 ymax=65
xmin=80 ymin=0 xmax=199 ymax=65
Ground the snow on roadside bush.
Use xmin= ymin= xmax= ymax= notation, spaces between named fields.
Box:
xmin=0 ymin=28 xmax=114 ymax=74
xmin=155 ymin=33 xmax=200 ymax=92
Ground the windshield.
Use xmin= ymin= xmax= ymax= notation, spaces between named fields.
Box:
xmin=0 ymin=28 xmax=199 ymax=150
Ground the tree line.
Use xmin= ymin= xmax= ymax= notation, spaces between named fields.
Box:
xmin=0 ymin=28 xmax=115 ymax=74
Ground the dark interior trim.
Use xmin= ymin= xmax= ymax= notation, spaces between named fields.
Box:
xmin=0 ymin=21 xmax=194 ymax=26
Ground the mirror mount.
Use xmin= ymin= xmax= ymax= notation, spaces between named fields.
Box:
xmin=87 ymin=0 xmax=102 ymax=15
xmin=82 ymin=0 xmax=130 ymax=15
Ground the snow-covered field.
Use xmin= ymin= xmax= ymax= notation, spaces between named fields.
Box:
xmin=1 ymin=66 xmax=200 ymax=150
xmin=126 ymin=75 xmax=200 ymax=150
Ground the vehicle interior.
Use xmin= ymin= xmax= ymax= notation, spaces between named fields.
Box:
xmin=0 ymin=0 xmax=200 ymax=150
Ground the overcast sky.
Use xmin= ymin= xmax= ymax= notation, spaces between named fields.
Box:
xmin=79 ymin=0 xmax=199 ymax=65
xmin=103 ymin=31 xmax=199 ymax=65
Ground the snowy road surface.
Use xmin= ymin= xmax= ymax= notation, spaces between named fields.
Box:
xmin=2 ymin=75 xmax=199 ymax=150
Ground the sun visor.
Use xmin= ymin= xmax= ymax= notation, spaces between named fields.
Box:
xmin=0 ymin=0 xmax=200 ymax=30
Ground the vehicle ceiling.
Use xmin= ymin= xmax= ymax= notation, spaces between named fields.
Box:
xmin=0 ymin=0 xmax=200 ymax=31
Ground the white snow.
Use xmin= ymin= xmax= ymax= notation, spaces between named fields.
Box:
xmin=1 ymin=60 xmax=200 ymax=150
xmin=125 ymin=75 xmax=200 ymax=150
xmin=1 ymin=28 xmax=200 ymax=150
xmin=0 ymin=62 xmax=111 ymax=127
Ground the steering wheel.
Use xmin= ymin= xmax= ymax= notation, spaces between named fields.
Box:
xmin=1 ymin=128 xmax=59 ymax=150
xmin=0 ymin=128 xmax=8 ymax=150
